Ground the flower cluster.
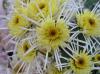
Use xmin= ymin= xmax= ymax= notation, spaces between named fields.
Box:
xmin=0 ymin=0 xmax=100 ymax=74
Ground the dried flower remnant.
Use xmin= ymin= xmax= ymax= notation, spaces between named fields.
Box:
xmin=17 ymin=41 xmax=36 ymax=63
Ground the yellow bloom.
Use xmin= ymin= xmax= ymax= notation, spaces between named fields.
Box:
xmin=70 ymin=52 xmax=92 ymax=74
xmin=76 ymin=10 xmax=100 ymax=37
xmin=47 ymin=64 xmax=63 ymax=74
xmin=27 ymin=0 xmax=59 ymax=20
xmin=94 ymin=54 xmax=100 ymax=62
xmin=17 ymin=41 xmax=36 ymax=63
xmin=8 ymin=12 xmax=29 ymax=37
xmin=36 ymin=18 xmax=70 ymax=51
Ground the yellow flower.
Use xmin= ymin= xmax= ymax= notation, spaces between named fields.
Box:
xmin=17 ymin=41 xmax=36 ymax=63
xmin=70 ymin=52 xmax=92 ymax=74
xmin=8 ymin=12 xmax=29 ymax=37
xmin=76 ymin=10 xmax=100 ymax=37
xmin=94 ymin=54 xmax=100 ymax=62
xmin=47 ymin=64 xmax=63 ymax=74
xmin=27 ymin=0 xmax=59 ymax=20
xmin=36 ymin=18 xmax=70 ymax=51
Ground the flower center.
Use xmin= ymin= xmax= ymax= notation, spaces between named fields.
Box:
xmin=89 ymin=18 xmax=95 ymax=26
xmin=78 ymin=58 xmax=84 ymax=65
xmin=23 ymin=44 xmax=29 ymax=53
xmin=15 ymin=17 xmax=19 ymax=24
xmin=49 ymin=29 xmax=57 ymax=37
xmin=74 ymin=57 xmax=86 ymax=69
xmin=39 ymin=3 xmax=45 ymax=9
xmin=97 ymin=56 xmax=100 ymax=61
